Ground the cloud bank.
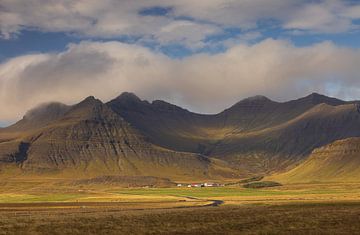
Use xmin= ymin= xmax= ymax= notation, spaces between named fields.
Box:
xmin=0 ymin=0 xmax=359 ymax=46
xmin=1 ymin=39 xmax=360 ymax=122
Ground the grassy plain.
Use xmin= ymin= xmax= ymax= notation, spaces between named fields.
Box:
xmin=3 ymin=178 xmax=360 ymax=203
xmin=1 ymin=202 xmax=360 ymax=234
xmin=1 ymin=178 xmax=360 ymax=234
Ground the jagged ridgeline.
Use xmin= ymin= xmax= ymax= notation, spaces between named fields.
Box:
xmin=0 ymin=96 xmax=236 ymax=181
xmin=1 ymin=92 xmax=360 ymax=181
xmin=108 ymin=92 xmax=360 ymax=176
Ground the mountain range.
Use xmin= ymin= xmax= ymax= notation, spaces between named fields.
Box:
xmin=1 ymin=92 xmax=360 ymax=182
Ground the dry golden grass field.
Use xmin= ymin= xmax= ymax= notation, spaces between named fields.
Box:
xmin=2 ymin=202 xmax=360 ymax=234
xmin=1 ymin=177 xmax=360 ymax=234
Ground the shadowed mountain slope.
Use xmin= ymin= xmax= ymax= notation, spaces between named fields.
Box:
xmin=108 ymin=92 xmax=360 ymax=174
xmin=108 ymin=92 xmax=222 ymax=154
xmin=269 ymin=138 xmax=360 ymax=183
xmin=219 ymin=93 xmax=347 ymax=131
xmin=0 ymin=97 xmax=237 ymax=180
xmin=6 ymin=102 xmax=71 ymax=131
xmin=1 ymin=92 xmax=360 ymax=179
xmin=212 ymin=103 xmax=360 ymax=174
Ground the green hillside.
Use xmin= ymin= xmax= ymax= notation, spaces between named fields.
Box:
xmin=269 ymin=138 xmax=360 ymax=183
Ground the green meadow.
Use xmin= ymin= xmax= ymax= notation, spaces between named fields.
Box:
xmin=111 ymin=186 xmax=347 ymax=198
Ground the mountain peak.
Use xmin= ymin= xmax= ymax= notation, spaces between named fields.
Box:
xmin=68 ymin=96 xmax=104 ymax=113
xmin=299 ymin=92 xmax=345 ymax=106
xmin=306 ymin=92 xmax=327 ymax=99
xmin=235 ymin=95 xmax=275 ymax=106
xmin=24 ymin=102 xmax=69 ymax=121
xmin=62 ymin=96 xmax=117 ymax=122
xmin=242 ymin=95 xmax=272 ymax=102
xmin=8 ymin=102 xmax=71 ymax=130
xmin=222 ymin=95 xmax=275 ymax=114
xmin=309 ymin=92 xmax=322 ymax=96
xmin=76 ymin=96 xmax=103 ymax=107
xmin=84 ymin=95 xmax=96 ymax=101
xmin=116 ymin=92 xmax=141 ymax=103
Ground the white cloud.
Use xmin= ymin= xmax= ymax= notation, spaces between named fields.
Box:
xmin=283 ymin=0 xmax=355 ymax=33
xmin=343 ymin=4 xmax=360 ymax=18
xmin=221 ymin=31 xmax=263 ymax=48
xmin=171 ymin=0 xmax=360 ymax=33
xmin=0 ymin=39 xmax=360 ymax=121
xmin=0 ymin=0 xmax=221 ymax=48
xmin=0 ymin=0 xmax=359 ymax=45
xmin=156 ymin=20 xmax=220 ymax=49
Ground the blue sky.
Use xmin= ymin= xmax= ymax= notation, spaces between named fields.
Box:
xmin=1 ymin=26 xmax=359 ymax=62
xmin=0 ymin=0 xmax=360 ymax=125
xmin=1 ymin=2 xmax=360 ymax=61
xmin=0 ymin=0 xmax=360 ymax=61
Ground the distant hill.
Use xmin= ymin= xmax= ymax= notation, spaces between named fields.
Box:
xmin=268 ymin=138 xmax=360 ymax=183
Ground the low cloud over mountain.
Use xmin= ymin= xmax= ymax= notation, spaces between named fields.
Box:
xmin=1 ymin=39 xmax=360 ymax=121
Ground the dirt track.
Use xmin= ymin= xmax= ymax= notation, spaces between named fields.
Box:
xmin=0 ymin=198 xmax=223 ymax=212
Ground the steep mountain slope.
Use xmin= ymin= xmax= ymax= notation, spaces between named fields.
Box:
xmin=0 ymin=102 xmax=71 ymax=153
xmin=1 ymin=92 xmax=359 ymax=179
xmin=108 ymin=92 xmax=360 ymax=174
xmin=219 ymin=93 xmax=347 ymax=132
xmin=0 ymin=97 xmax=237 ymax=180
xmin=269 ymin=138 xmax=360 ymax=183
xmin=108 ymin=92 xmax=223 ymax=154
xmin=6 ymin=102 xmax=71 ymax=131
xmin=109 ymin=93 xmax=352 ymax=153
xmin=211 ymin=103 xmax=360 ymax=174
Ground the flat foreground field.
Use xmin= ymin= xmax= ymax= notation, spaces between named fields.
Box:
xmin=1 ymin=179 xmax=360 ymax=234
xmin=1 ymin=202 xmax=360 ymax=234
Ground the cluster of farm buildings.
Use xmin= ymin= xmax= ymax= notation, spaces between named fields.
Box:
xmin=177 ymin=183 xmax=225 ymax=188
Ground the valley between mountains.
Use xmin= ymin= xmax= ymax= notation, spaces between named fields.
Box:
xmin=1 ymin=92 xmax=360 ymax=184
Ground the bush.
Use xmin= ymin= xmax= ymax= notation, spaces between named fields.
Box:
xmin=243 ymin=181 xmax=282 ymax=189
xmin=225 ymin=176 xmax=264 ymax=186
xmin=239 ymin=176 xmax=264 ymax=184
